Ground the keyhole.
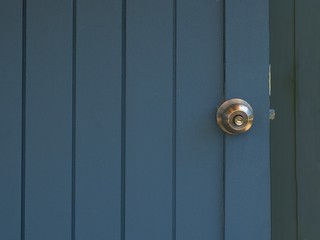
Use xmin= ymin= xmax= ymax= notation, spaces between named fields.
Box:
xmin=233 ymin=115 xmax=245 ymax=126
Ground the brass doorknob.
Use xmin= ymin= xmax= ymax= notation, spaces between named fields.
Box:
xmin=216 ymin=98 xmax=254 ymax=135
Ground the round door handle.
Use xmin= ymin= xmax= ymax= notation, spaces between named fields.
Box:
xmin=216 ymin=98 xmax=254 ymax=135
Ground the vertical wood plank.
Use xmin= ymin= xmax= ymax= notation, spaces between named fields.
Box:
xmin=270 ymin=0 xmax=298 ymax=239
xmin=225 ymin=0 xmax=270 ymax=240
xmin=24 ymin=0 xmax=73 ymax=239
xmin=295 ymin=0 xmax=320 ymax=239
xmin=125 ymin=0 xmax=173 ymax=239
xmin=75 ymin=0 xmax=122 ymax=239
xmin=0 ymin=0 xmax=22 ymax=239
xmin=176 ymin=0 xmax=224 ymax=239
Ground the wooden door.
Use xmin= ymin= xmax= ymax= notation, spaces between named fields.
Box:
xmin=0 ymin=0 xmax=270 ymax=239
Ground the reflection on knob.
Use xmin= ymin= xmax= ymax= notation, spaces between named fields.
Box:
xmin=216 ymin=98 xmax=254 ymax=135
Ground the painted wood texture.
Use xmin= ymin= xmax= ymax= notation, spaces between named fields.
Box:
xmin=270 ymin=0 xmax=297 ymax=239
xmin=295 ymin=0 xmax=320 ymax=239
xmin=176 ymin=0 xmax=224 ymax=239
xmin=271 ymin=0 xmax=320 ymax=239
xmin=125 ymin=0 xmax=173 ymax=239
xmin=0 ymin=1 xmax=22 ymax=239
xmin=0 ymin=1 xmax=270 ymax=240
xmin=24 ymin=0 xmax=73 ymax=239
xmin=75 ymin=0 xmax=122 ymax=239
xmin=225 ymin=1 xmax=270 ymax=240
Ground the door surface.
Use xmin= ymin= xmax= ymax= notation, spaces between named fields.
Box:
xmin=271 ymin=0 xmax=320 ymax=240
xmin=0 ymin=0 xmax=270 ymax=240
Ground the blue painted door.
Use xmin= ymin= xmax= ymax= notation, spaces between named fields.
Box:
xmin=0 ymin=0 xmax=270 ymax=240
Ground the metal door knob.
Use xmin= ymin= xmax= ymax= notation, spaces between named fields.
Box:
xmin=216 ymin=98 xmax=254 ymax=135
